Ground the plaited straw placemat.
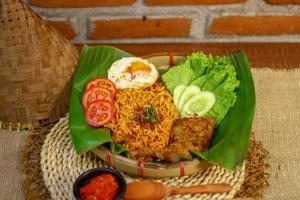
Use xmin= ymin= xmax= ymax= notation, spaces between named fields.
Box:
xmin=41 ymin=115 xmax=245 ymax=200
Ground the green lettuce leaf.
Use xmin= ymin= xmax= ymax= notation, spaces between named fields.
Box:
xmin=204 ymin=58 xmax=239 ymax=123
xmin=162 ymin=53 xmax=214 ymax=93
xmin=161 ymin=63 xmax=194 ymax=93
xmin=162 ymin=53 xmax=239 ymax=124
xmin=188 ymin=52 xmax=214 ymax=78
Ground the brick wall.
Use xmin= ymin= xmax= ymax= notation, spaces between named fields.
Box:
xmin=25 ymin=0 xmax=300 ymax=43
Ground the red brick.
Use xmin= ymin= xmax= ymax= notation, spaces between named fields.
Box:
xmin=208 ymin=16 xmax=300 ymax=35
xmin=145 ymin=0 xmax=246 ymax=5
xmin=265 ymin=0 xmax=300 ymax=4
xmin=47 ymin=21 xmax=76 ymax=39
xmin=90 ymin=18 xmax=191 ymax=39
xmin=31 ymin=0 xmax=135 ymax=8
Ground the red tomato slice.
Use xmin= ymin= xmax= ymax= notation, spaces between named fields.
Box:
xmin=85 ymin=100 xmax=113 ymax=127
xmin=85 ymin=78 xmax=116 ymax=97
xmin=82 ymin=87 xmax=113 ymax=109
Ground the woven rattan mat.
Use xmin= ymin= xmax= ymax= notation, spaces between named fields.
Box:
xmin=41 ymin=115 xmax=245 ymax=200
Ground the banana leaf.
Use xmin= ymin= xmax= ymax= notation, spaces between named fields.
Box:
xmin=69 ymin=45 xmax=132 ymax=154
xmin=69 ymin=46 xmax=255 ymax=169
xmin=192 ymin=51 xmax=255 ymax=169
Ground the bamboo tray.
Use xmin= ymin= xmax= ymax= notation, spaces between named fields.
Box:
xmin=92 ymin=53 xmax=212 ymax=178
xmin=92 ymin=146 xmax=210 ymax=178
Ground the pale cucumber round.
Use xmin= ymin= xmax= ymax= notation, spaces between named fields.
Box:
xmin=181 ymin=91 xmax=216 ymax=118
xmin=173 ymin=85 xmax=187 ymax=111
xmin=177 ymin=85 xmax=201 ymax=111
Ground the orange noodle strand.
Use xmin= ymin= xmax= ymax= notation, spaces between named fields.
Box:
xmin=105 ymin=82 xmax=179 ymax=161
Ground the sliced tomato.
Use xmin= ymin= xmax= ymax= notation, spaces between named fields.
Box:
xmin=85 ymin=78 xmax=116 ymax=96
xmin=85 ymin=100 xmax=114 ymax=127
xmin=82 ymin=87 xmax=113 ymax=109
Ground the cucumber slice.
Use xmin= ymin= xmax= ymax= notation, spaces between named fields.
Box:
xmin=177 ymin=85 xmax=201 ymax=111
xmin=181 ymin=91 xmax=216 ymax=118
xmin=173 ymin=85 xmax=187 ymax=111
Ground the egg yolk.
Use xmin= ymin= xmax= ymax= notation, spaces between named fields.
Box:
xmin=127 ymin=61 xmax=152 ymax=73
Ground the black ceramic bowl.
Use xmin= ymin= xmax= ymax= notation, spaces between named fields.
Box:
xmin=73 ymin=168 xmax=126 ymax=200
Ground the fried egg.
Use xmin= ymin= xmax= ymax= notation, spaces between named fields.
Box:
xmin=108 ymin=57 xmax=159 ymax=89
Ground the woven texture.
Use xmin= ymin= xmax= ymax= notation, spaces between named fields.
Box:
xmin=0 ymin=0 xmax=78 ymax=129
xmin=0 ymin=129 xmax=27 ymax=199
xmin=41 ymin=115 xmax=245 ymax=200
xmin=252 ymin=68 xmax=300 ymax=200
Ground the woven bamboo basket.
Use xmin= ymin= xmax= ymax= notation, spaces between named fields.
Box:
xmin=92 ymin=53 xmax=212 ymax=178
xmin=0 ymin=0 xmax=78 ymax=129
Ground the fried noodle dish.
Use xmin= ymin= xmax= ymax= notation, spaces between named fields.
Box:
xmin=83 ymin=55 xmax=239 ymax=163
xmin=105 ymin=82 xmax=179 ymax=161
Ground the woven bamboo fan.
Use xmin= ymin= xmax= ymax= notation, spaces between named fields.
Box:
xmin=0 ymin=0 xmax=78 ymax=129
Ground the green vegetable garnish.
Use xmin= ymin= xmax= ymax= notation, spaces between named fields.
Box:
xmin=162 ymin=52 xmax=239 ymax=123
xmin=181 ymin=91 xmax=216 ymax=118
xmin=144 ymin=105 xmax=157 ymax=124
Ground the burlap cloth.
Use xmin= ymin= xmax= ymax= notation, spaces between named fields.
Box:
xmin=1 ymin=68 xmax=300 ymax=199
xmin=251 ymin=68 xmax=300 ymax=200
xmin=0 ymin=129 xmax=27 ymax=199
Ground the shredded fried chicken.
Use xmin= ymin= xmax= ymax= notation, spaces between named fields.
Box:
xmin=157 ymin=117 xmax=216 ymax=162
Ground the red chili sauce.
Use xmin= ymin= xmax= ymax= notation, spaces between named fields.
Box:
xmin=80 ymin=173 xmax=120 ymax=200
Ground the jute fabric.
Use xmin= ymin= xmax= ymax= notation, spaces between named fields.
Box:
xmin=251 ymin=68 xmax=300 ymax=200
xmin=0 ymin=129 xmax=27 ymax=199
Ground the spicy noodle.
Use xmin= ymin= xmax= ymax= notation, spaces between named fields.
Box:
xmin=105 ymin=82 xmax=179 ymax=161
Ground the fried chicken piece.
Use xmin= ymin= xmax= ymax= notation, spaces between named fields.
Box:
xmin=171 ymin=117 xmax=216 ymax=151
xmin=157 ymin=117 xmax=216 ymax=162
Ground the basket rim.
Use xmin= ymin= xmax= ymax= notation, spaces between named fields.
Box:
xmin=142 ymin=52 xmax=186 ymax=59
xmin=95 ymin=145 xmax=205 ymax=169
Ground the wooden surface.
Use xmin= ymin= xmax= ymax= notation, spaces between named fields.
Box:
xmin=76 ymin=43 xmax=300 ymax=68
